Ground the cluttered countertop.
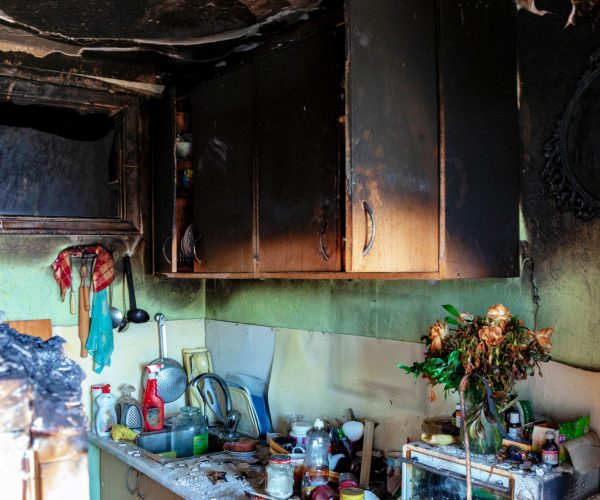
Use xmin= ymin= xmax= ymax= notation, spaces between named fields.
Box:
xmin=88 ymin=432 xmax=268 ymax=499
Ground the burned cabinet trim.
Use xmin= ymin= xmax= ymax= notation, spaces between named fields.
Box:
xmin=0 ymin=75 xmax=144 ymax=236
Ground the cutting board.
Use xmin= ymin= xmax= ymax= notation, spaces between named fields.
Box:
xmin=7 ymin=319 xmax=52 ymax=340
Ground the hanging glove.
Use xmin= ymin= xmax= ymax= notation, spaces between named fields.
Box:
xmin=86 ymin=288 xmax=113 ymax=373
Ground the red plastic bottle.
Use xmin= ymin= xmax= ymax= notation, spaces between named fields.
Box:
xmin=142 ymin=364 xmax=164 ymax=431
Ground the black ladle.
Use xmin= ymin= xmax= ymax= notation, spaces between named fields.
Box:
xmin=123 ymin=254 xmax=149 ymax=324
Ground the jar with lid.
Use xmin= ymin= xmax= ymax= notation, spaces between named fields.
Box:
xmin=265 ymin=454 xmax=294 ymax=499
xmin=290 ymin=421 xmax=313 ymax=446
xmin=171 ymin=406 xmax=208 ymax=458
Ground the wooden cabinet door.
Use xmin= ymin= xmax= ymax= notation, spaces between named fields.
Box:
xmin=151 ymin=87 xmax=177 ymax=273
xmin=137 ymin=474 xmax=182 ymax=500
xmin=346 ymin=0 xmax=439 ymax=273
xmin=256 ymin=30 xmax=341 ymax=272
xmin=192 ymin=65 xmax=255 ymax=274
xmin=100 ymin=450 xmax=136 ymax=500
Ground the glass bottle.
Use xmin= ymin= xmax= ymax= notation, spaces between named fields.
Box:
xmin=265 ymin=454 xmax=294 ymax=499
xmin=452 ymin=403 xmax=462 ymax=430
xmin=301 ymin=418 xmax=330 ymax=499
xmin=507 ymin=411 xmax=521 ymax=440
xmin=171 ymin=406 xmax=208 ymax=458
xmin=542 ymin=430 xmax=559 ymax=467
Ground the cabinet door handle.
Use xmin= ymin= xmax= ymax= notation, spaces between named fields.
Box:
xmin=125 ymin=467 xmax=137 ymax=494
xmin=362 ymin=200 xmax=376 ymax=257
xmin=193 ymin=235 xmax=202 ymax=264
xmin=319 ymin=224 xmax=329 ymax=262
xmin=136 ymin=472 xmax=145 ymax=500
xmin=161 ymin=235 xmax=173 ymax=264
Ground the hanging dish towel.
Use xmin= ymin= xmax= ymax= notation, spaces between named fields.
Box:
xmin=86 ymin=288 xmax=113 ymax=373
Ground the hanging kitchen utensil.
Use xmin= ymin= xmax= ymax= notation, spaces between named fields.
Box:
xmin=109 ymin=283 xmax=123 ymax=330
xmin=141 ymin=313 xmax=187 ymax=403
xmin=68 ymin=255 xmax=76 ymax=315
xmin=78 ymin=261 xmax=89 ymax=358
xmin=117 ymin=267 xmax=129 ymax=332
xmin=123 ymin=255 xmax=149 ymax=324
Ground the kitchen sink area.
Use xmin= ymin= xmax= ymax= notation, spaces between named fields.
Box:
xmin=135 ymin=425 xmax=242 ymax=462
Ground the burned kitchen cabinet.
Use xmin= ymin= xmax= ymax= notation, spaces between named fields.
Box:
xmin=256 ymin=30 xmax=341 ymax=273
xmin=192 ymin=65 xmax=255 ymax=275
xmin=345 ymin=0 xmax=439 ymax=274
xmin=0 ymin=74 xmax=144 ymax=237
xmin=154 ymin=0 xmax=519 ymax=279
xmin=344 ymin=0 xmax=519 ymax=278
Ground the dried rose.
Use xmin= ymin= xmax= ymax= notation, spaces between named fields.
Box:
xmin=479 ymin=325 xmax=504 ymax=346
xmin=534 ymin=327 xmax=554 ymax=353
xmin=429 ymin=320 xmax=448 ymax=352
xmin=486 ymin=304 xmax=512 ymax=326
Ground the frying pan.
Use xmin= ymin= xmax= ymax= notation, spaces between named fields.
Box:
xmin=142 ymin=313 xmax=187 ymax=403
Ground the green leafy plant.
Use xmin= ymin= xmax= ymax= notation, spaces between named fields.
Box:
xmin=398 ymin=304 xmax=554 ymax=403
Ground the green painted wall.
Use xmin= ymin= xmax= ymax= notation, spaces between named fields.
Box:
xmin=0 ymin=235 xmax=204 ymax=325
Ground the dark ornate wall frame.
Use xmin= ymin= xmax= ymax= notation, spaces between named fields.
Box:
xmin=543 ymin=47 xmax=600 ymax=221
xmin=0 ymin=73 xmax=144 ymax=235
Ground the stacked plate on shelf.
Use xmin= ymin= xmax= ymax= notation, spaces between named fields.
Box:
xmin=180 ymin=223 xmax=194 ymax=261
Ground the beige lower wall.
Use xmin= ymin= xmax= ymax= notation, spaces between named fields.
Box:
xmin=56 ymin=318 xmax=206 ymax=423
xmin=267 ymin=327 xmax=599 ymax=452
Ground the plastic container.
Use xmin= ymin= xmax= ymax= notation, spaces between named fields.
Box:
xmin=290 ymin=421 xmax=313 ymax=445
xmin=95 ymin=385 xmax=117 ymax=437
xmin=171 ymin=406 xmax=208 ymax=458
xmin=143 ymin=364 xmax=164 ymax=431
xmin=91 ymin=383 xmax=108 ymax=434
xmin=265 ymin=454 xmax=294 ymax=499
xmin=301 ymin=418 xmax=330 ymax=499
xmin=115 ymin=384 xmax=143 ymax=430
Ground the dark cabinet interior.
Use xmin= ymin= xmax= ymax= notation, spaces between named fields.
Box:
xmin=152 ymin=0 xmax=520 ymax=280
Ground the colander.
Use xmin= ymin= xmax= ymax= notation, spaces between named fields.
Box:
xmin=142 ymin=313 xmax=188 ymax=403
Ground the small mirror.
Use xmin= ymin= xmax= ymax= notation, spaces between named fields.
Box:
xmin=544 ymin=49 xmax=600 ymax=220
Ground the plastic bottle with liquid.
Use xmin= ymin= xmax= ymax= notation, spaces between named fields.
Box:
xmin=142 ymin=364 xmax=164 ymax=431
xmin=301 ymin=418 xmax=330 ymax=499
xmin=95 ymin=385 xmax=117 ymax=437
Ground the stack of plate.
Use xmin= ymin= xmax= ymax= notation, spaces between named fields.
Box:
xmin=226 ymin=450 xmax=257 ymax=460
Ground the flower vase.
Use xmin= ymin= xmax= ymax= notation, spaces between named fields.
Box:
xmin=465 ymin=405 xmax=503 ymax=455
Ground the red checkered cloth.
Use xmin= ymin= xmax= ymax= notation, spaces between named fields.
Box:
xmin=52 ymin=245 xmax=115 ymax=301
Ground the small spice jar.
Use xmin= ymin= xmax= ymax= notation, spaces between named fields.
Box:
xmin=265 ymin=454 xmax=294 ymax=499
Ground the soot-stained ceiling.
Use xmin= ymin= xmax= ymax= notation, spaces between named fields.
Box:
xmin=0 ymin=0 xmax=325 ymax=78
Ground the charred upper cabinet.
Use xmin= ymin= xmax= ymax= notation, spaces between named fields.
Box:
xmin=187 ymin=29 xmax=340 ymax=275
xmin=152 ymin=87 xmax=177 ymax=273
xmin=257 ymin=31 xmax=341 ymax=273
xmin=345 ymin=0 xmax=519 ymax=278
xmin=192 ymin=65 xmax=255 ymax=275
xmin=154 ymin=0 xmax=518 ymax=279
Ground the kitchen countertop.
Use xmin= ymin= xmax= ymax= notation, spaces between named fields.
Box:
xmin=88 ymin=433 xmax=267 ymax=499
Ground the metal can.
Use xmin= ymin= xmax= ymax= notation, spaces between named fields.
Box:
xmin=312 ymin=484 xmax=338 ymax=500
xmin=340 ymin=487 xmax=365 ymax=500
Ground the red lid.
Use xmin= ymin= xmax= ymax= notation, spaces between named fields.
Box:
xmin=269 ymin=454 xmax=292 ymax=464
xmin=102 ymin=386 xmax=111 ymax=394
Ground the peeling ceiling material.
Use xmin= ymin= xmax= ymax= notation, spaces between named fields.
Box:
xmin=516 ymin=0 xmax=600 ymax=27
xmin=0 ymin=0 xmax=321 ymax=48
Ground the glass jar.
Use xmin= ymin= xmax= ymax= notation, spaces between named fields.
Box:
xmin=265 ymin=454 xmax=294 ymax=499
xmin=171 ymin=406 xmax=208 ymax=458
